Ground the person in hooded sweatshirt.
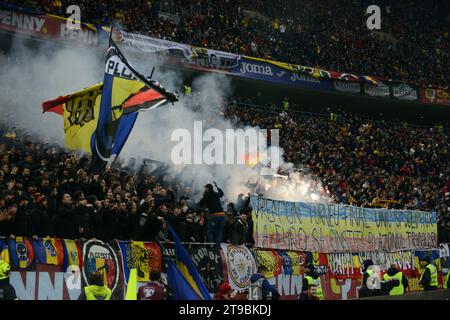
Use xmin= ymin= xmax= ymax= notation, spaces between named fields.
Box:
xmin=299 ymin=263 xmax=323 ymax=300
xmin=382 ymin=264 xmax=409 ymax=296
xmin=248 ymin=265 xmax=280 ymax=300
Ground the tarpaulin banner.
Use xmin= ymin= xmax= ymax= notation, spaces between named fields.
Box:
xmin=113 ymin=29 xmax=241 ymax=70
xmin=160 ymin=242 xmax=223 ymax=294
xmin=81 ymin=239 xmax=124 ymax=300
xmin=220 ymin=244 xmax=257 ymax=292
xmin=420 ymin=87 xmax=450 ymax=105
xmin=251 ymin=196 xmax=438 ymax=252
xmin=186 ymin=243 xmax=223 ymax=293
xmin=0 ymin=3 xmax=102 ymax=46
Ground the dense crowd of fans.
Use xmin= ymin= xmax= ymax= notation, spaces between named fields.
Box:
xmin=224 ymin=102 xmax=450 ymax=243
xmin=0 ymin=120 xmax=255 ymax=245
xmin=4 ymin=0 xmax=449 ymax=87
xmin=0 ymin=99 xmax=449 ymax=244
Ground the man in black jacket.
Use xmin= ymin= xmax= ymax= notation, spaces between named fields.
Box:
xmin=72 ymin=192 xmax=95 ymax=241
xmin=231 ymin=211 xmax=249 ymax=245
xmin=29 ymin=193 xmax=53 ymax=238
xmin=197 ymin=182 xmax=224 ymax=243
xmin=54 ymin=193 xmax=75 ymax=239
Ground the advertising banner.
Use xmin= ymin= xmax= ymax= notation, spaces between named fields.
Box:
xmin=0 ymin=3 xmax=101 ymax=46
xmin=391 ymin=83 xmax=418 ymax=101
xmin=4 ymin=237 xmax=449 ymax=299
xmin=363 ymin=81 xmax=390 ymax=97
xmin=251 ymin=196 xmax=438 ymax=253
xmin=420 ymin=87 xmax=450 ymax=105
xmin=333 ymin=80 xmax=361 ymax=94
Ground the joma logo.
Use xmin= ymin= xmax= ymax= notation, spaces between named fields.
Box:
xmin=239 ymin=62 xmax=273 ymax=76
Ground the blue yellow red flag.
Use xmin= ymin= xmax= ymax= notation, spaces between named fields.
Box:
xmin=167 ymin=223 xmax=211 ymax=300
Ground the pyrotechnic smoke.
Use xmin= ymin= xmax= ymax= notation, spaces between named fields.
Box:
xmin=0 ymin=34 xmax=330 ymax=204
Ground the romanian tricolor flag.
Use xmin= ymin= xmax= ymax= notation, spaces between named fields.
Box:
xmin=8 ymin=237 xmax=35 ymax=270
xmin=167 ymin=223 xmax=211 ymax=300
xmin=62 ymin=239 xmax=83 ymax=272
xmin=33 ymin=238 xmax=64 ymax=266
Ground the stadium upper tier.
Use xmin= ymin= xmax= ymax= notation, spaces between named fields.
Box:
xmin=2 ymin=0 xmax=448 ymax=88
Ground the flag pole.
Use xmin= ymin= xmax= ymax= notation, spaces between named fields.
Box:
xmin=109 ymin=24 xmax=114 ymax=45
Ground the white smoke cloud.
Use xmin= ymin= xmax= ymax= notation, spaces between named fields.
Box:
xmin=0 ymin=36 xmax=103 ymax=145
xmin=0 ymin=34 xmax=330 ymax=205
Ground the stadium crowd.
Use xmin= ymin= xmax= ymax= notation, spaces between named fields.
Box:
xmin=3 ymin=0 xmax=449 ymax=87
xmin=0 ymin=120 xmax=255 ymax=245
xmin=224 ymin=102 xmax=450 ymax=243
xmin=0 ymin=99 xmax=449 ymax=244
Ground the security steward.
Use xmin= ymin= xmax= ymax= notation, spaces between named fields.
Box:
xmin=0 ymin=260 xmax=18 ymax=300
xmin=184 ymin=82 xmax=192 ymax=96
xmin=78 ymin=271 xmax=112 ymax=300
xmin=419 ymin=256 xmax=438 ymax=291
xmin=300 ymin=263 xmax=324 ymax=300
xmin=382 ymin=264 xmax=408 ymax=295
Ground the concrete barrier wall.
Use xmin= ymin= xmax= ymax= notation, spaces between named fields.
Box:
xmin=359 ymin=289 xmax=450 ymax=300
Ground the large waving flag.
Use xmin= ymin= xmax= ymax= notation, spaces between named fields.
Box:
xmin=90 ymin=39 xmax=178 ymax=173
xmin=42 ymin=35 xmax=177 ymax=173
xmin=166 ymin=223 xmax=211 ymax=300
xmin=42 ymin=83 xmax=103 ymax=153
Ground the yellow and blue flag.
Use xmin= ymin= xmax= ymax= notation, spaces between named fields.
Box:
xmin=90 ymin=39 xmax=178 ymax=173
xmin=42 ymin=83 xmax=103 ymax=153
xmin=167 ymin=223 xmax=211 ymax=300
xmin=42 ymin=37 xmax=178 ymax=173
xmin=62 ymin=239 xmax=83 ymax=272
